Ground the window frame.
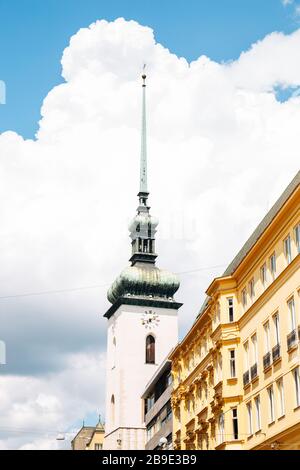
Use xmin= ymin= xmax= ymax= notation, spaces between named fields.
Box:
xmin=268 ymin=385 xmax=275 ymax=424
xmin=254 ymin=396 xmax=261 ymax=432
xmin=284 ymin=235 xmax=292 ymax=265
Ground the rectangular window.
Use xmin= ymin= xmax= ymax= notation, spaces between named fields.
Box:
xmin=277 ymin=378 xmax=285 ymax=418
xmin=268 ymin=386 xmax=275 ymax=423
xmin=232 ymin=408 xmax=238 ymax=440
xmin=244 ymin=341 xmax=250 ymax=371
xmin=261 ymin=263 xmax=267 ymax=287
xmin=230 ymin=350 xmax=236 ymax=378
xmin=284 ymin=235 xmax=292 ymax=264
xmin=273 ymin=313 xmax=280 ymax=346
xmin=294 ymin=367 xmax=300 ymax=408
xmin=218 ymin=413 xmax=225 ymax=445
xmin=254 ymin=396 xmax=261 ymax=431
xmin=247 ymin=402 xmax=253 ymax=436
xmin=270 ymin=253 xmax=276 ymax=279
xmin=249 ymin=278 xmax=255 ymax=302
xmin=264 ymin=322 xmax=270 ymax=353
xmin=295 ymin=224 xmax=300 ymax=253
xmin=228 ymin=298 xmax=234 ymax=323
xmin=251 ymin=334 xmax=258 ymax=365
xmin=242 ymin=288 xmax=247 ymax=308
xmin=288 ymin=298 xmax=296 ymax=331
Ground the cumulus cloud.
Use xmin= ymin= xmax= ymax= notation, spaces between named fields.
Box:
xmin=0 ymin=17 xmax=300 ymax=448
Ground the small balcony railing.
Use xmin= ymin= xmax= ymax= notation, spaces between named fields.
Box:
xmin=272 ymin=343 xmax=281 ymax=362
xmin=250 ymin=363 xmax=258 ymax=381
xmin=263 ymin=352 xmax=272 ymax=370
xmin=287 ymin=329 xmax=297 ymax=351
xmin=243 ymin=370 xmax=250 ymax=387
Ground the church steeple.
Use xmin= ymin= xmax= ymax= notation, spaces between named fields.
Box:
xmin=129 ymin=74 xmax=158 ymax=265
xmin=106 ymin=73 xmax=180 ymax=306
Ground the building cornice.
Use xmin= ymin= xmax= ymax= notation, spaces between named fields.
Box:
xmin=104 ymin=296 xmax=182 ymax=319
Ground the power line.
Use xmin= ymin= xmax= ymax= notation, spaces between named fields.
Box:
xmin=0 ymin=264 xmax=225 ymax=301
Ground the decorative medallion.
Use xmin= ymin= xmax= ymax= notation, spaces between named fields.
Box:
xmin=141 ymin=309 xmax=160 ymax=329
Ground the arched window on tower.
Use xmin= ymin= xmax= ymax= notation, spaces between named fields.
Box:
xmin=146 ymin=335 xmax=155 ymax=364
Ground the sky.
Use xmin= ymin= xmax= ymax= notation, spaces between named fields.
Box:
xmin=0 ymin=0 xmax=300 ymax=450
xmin=0 ymin=0 xmax=300 ymax=138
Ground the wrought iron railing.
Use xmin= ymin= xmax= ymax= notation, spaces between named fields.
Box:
xmin=243 ymin=370 xmax=250 ymax=387
xmin=263 ymin=352 xmax=271 ymax=370
xmin=272 ymin=343 xmax=281 ymax=362
xmin=250 ymin=363 xmax=258 ymax=380
xmin=287 ymin=329 xmax=297 ymax=351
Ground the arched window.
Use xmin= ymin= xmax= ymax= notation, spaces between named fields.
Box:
xmin=110 ymin=395 xmax=115 ymax=425
xmin=146 ymin=335 xmax=155 ymax=364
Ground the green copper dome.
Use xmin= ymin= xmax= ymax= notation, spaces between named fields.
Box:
xmin=107 ymin=263 xmax=180 ymax=304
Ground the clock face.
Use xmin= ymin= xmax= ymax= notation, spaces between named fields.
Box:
xmin=141 ymin=310 xmax=160 ymax=329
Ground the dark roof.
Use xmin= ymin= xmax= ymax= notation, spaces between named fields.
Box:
xmin=196 ymin=170 xmax=300 ymax=320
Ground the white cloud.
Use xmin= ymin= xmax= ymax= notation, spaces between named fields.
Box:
xmin=281 ymin=0 xmax=293 ymax=6
xmin=0 ymin=17 xmax=300 ymax=448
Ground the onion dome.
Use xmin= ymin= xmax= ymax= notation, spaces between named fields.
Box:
xmin=107 ymin=264 xmax=180 ymax=304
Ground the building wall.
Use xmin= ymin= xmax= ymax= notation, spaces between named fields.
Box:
xmin=171 ymin=181 xmax=300 ymax=450
xmin=86 ymin=430 xmax=105 ymax=450
xmin=104 ymin=303 xmax=178 ymax=450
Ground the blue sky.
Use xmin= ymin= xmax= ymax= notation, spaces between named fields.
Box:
xmin=0 ymin=0 xmax=299 ymax=138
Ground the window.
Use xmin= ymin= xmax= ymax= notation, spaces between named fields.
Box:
xmin=228 ymin=298 xmax=234 ymax=323
xmin=261 ymin=263 xmax=267 ymax=287
xmin=244 ymin=341 xmax=250 ymax=371
xmin=277 ymin=379 xmax=285 ymax=418
xmin=284 ymin=235 xmax=292 ymax=264
xmin=232 ymin=408 xmax=239 ymax=440
xmin=249 ymin=278 xmax=255 ymax=302
xmin=268 ymin=386 xmax=275 ymax=423
xmin=247 ymin=402 xmax=253 ymax=436
xmin=294 ymin=367 xmax=300 ymax=408
xmin=295 ymin=224 xmax=300 ymax=253
xmin=288 ymin=298 xmax=296 ymax=332
xmin=270 ymin=253 xmax=276 ymax=279
xmin=230 ymin=350 xmax=236 ymax=378
xmin=273 ymin=313 xmax=280 ymax=346
xmin=254 ymin=396 xmax=261 ymax=431
xmin=218 ymin=413 xmax=225 ymax=444
xmin=242 ymin=288 xmax=247 ymax=308
xmin=264 ymin=322 xmax=271 ymax=353
xmin=251 ymin=334 xmax=258 ymax=365
xmin=146 ymin=335 xmax=155 ymax=364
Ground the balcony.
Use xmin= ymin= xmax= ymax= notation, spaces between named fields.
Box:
xmin=263 ymin=352 xmax=272 ymax=370
xmin=250 ymin=363 xmax=258 ymax=381
xmin=272 ymin=343 xmax=281 ymax=362
xmin=287 ymin=329 xmax=297 ymax=351
xmin=243 ymin=370 xmax=250 ymax=387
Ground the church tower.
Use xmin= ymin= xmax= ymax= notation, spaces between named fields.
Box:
xmin=103 ymin=74 xmax=182 ymax=451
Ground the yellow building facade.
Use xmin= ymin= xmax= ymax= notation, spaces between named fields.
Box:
xmin=170 ymin=171 xmax=300 ymax=450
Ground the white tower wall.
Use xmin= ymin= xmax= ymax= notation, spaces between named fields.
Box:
xmin=103 ymin=303 xmax=178 ymax=450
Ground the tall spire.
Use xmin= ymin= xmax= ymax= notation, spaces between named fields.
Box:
xmin=139 ymin=72 xmax=148 ymax=203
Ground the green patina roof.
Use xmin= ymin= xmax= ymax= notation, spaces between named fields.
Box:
xmin=107 ymin=263 xmax=180 ymax=304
